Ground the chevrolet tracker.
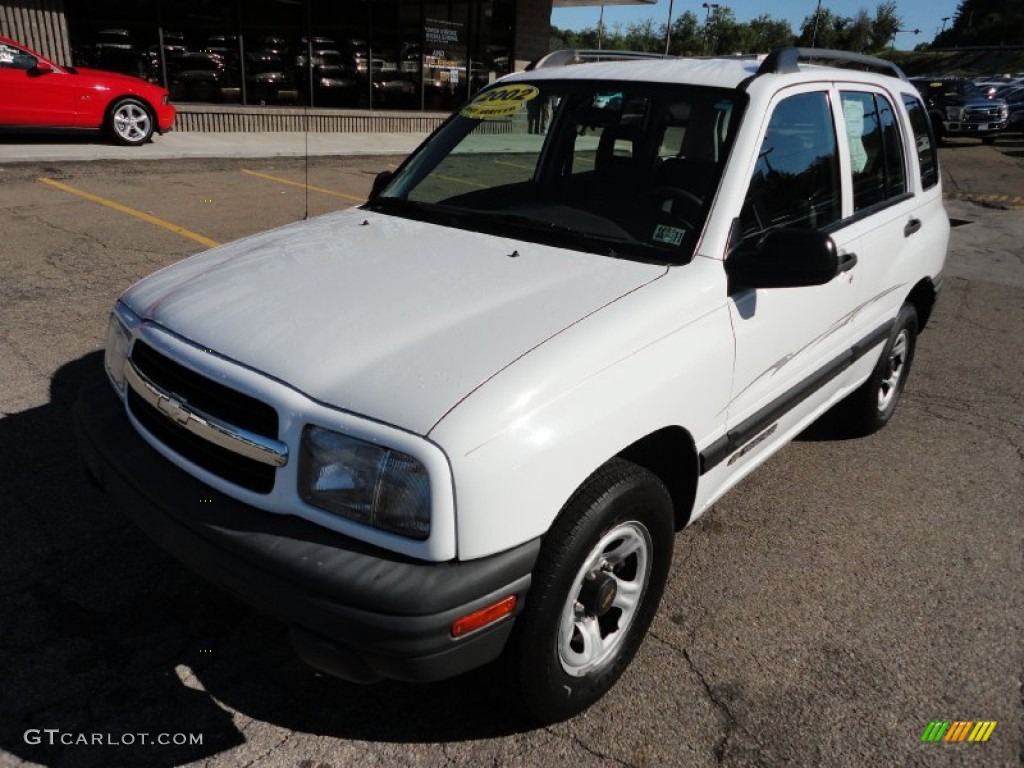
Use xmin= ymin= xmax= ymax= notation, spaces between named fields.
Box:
xmin=76 ymin=47 xmax=949 ymax=723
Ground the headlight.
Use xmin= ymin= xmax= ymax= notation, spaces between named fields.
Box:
xmin=945 ymin=106 xmax=962 ymax=121
xmin=1001 ymin=105 xmax=1009 ymax=119
xmin=104 ymin=312 xmax=132 ymax=394
xmin=299 ymin=425 xmax=431 ymax=539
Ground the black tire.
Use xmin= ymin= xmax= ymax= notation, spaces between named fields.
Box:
xmin=106 ymin=97 xmax=155 ymax=146
xmin=508 ymin=458 xmax=674 ymax=724
xmin=835 ymin=303 xmax=918 ymax=436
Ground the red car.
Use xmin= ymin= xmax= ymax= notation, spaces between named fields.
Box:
xmin=0 ymin=36 xmax=175 ymax=146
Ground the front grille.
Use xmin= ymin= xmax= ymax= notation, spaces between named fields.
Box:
xmin=963 ymin=106 xmax=1002 ymax=123
xmin=132 ymin=341 xmax=278 ymax=436
xmin=128 ymin=341 xmax=279 ymax=494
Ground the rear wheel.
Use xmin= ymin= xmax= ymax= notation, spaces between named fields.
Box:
xmin=508 ymin=458 xmax=674 ymax=724
xmin=107 ymin=98 xmax=154 ymax=146
xmin=834 ymin=303 xmax=918 ymax=436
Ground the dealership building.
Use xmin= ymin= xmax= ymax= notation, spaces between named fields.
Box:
xmin=1 ymin=0 xmax=652 ymax=114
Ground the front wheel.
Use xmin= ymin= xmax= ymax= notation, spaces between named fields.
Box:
xmin=508 ymin=458 xmax=674 ymax=724
xmin=107 ymin=98 xmax=154 ymax=146
xmin=834 ymin=303 xmax=918 ymax=436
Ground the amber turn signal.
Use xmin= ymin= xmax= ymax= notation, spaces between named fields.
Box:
xmin=451 ymin=595 xmax=518 ymax=638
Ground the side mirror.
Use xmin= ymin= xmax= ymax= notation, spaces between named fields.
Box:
xmin=726 ymin=228 xmax=851 ymax=292
xmin=29 ymin=61 xmax=53 ymax=76
xmin=369 ymin=170 xmax=393 ymax=200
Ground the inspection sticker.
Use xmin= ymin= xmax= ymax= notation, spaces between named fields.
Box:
xmin=461 ymin=85 xmax=539 ymax=119
xmin=652 ymin=224 xmax=686 ymax=246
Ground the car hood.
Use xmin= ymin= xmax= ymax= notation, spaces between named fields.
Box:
xmin=72 ymin=67 xmax=156 ymax=89
xmin=956 ymin=97 xmax=1006 ymax=108
xmin=121 ymin=208 xmax=666 ymax=435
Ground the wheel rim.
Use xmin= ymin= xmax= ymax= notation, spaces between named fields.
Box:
xmin=877 ymin=330 xmax=908 ymax=412
xmin=113 ymin=104 xmax=150 ymax=142
xmin=558 ymin=521 xmax=652 ymax=677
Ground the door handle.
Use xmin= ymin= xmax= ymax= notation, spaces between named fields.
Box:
xmin=904 ymin=218 xmax=922 ymax=237
xmin=837 ymin=252 xmax=858 ymax=273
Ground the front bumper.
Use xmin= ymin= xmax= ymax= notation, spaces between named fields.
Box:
xmin=943 ymin=120 xmax=1007 ymax=136
xmin=74 ymin=368 xmax=538 ymax=683
xmin=157 ymin=103 xmax=176 ymax=133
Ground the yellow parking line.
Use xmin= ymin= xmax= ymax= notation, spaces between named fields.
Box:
xmin=947 ymin=190 xmax=1024 ymax=209
xmin=493 ymin=159 xmax=536 ymax=171
xmin=38 ymin=177 xmax=221 ymax=248
xmin=240 ymin=169 xmax=365 ymax=202
xmin=436 ymin=173 xmax=488 ymax=189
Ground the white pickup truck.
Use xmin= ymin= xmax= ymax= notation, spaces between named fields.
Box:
xmin=77 ymin=47 xmax=949 ymax=723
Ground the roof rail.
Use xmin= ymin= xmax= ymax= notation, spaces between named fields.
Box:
xmin=528 ymin=49 xmax=671 ymax=70
xmin=754 ymin=46 xmax=908 ymax=81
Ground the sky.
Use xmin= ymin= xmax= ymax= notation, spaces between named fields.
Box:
xmin=551 ymin=0 xmax=963 ymax=50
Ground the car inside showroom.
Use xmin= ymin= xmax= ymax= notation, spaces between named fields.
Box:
xmin=0 ymin=0 xmax=651 ymax=112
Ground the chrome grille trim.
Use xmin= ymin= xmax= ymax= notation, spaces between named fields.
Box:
xmin=124 ymin=361 xmax=289 ymax=468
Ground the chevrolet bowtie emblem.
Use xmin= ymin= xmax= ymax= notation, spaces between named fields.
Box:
xmin=157 ymin=394 xmax=192 ymax=426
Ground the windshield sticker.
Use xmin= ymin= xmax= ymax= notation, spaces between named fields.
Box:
xmin=652 ymin=225 xmax=686 ymax=246
xmin=461 ymin=85 xmax=539 ymax=120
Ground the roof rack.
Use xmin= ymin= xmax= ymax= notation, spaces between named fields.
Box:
xmin=755 ymin=47 xmax=908 ymax=81
xmin=528 ymin=49 xmax=671 ymax=70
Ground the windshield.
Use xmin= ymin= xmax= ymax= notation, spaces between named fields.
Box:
xmin=368 ymin=79 xmax=745 ymax=264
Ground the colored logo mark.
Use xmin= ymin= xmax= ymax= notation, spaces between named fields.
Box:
xmin=921 ymin=721 xmax=997 ymax=743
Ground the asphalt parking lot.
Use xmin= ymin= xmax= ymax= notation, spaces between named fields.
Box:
xmin=1 ymin=134 xmax=1021 ymax=768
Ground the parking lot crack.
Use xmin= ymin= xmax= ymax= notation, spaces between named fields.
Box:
xmin=238 ymin=729 xmax=295 ymax=768
xmin=649 ymin=631 xmax=737 ymax=765
xmin=19 ymin=210 xmax=110 ymax=251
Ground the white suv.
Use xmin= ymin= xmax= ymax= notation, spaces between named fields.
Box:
xmin=77 ymin=47 xmax=949 ymax=723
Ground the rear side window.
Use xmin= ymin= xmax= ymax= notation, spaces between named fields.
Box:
xmin=901 ymin=94 xmax=939 ymax=189
xmin=840 ymin=91 xmax=907 ymax=211
xmin=739 ymin=91 xmax=841 ymax=238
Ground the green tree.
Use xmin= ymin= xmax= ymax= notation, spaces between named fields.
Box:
xmin=931 ymin=0 xmax=1024 ymax=46
xmin=869 ymin=1 xmax=903 ymax=51
xmin=797 ymin=8 xmax=850 ymax=48
xmin=706 ymin=7 xmax=747 ymax=55
xmin=748 ymin=14 xmax=796 ymax=52
xmin=846 ymin=10 xmax=872 ymax=52
xmin=665 ymin=11 xmax=702 ymax=56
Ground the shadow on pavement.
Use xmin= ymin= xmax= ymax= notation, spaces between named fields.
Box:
xmin=0 ymin=352 xmax=529 ymax=768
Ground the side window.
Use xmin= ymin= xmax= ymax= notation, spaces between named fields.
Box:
xmin=841 ymin=91 xmax=907 ymax=211
xmin=0 ymin=43 xmax=37 ymax=70
xmin=902 ymin=94 xmax=939 ymax=189
xmin=739 ymin=91 xmax=840 ymax=239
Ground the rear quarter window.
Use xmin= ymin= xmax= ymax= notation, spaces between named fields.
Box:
xmin=901 ymin=94 xmax=939 ymax=190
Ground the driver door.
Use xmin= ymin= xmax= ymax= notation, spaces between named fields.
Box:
xmin=724 ymin=88 xmax=863 ymax=451
xmin=0 ymin=42 xmax=76 ymax=127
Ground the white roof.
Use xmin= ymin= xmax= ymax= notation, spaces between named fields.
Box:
xmin=505 ymin=57 xmax=761 ymax=90
xmin=503 ymin=55 xmax=911 ymax=93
